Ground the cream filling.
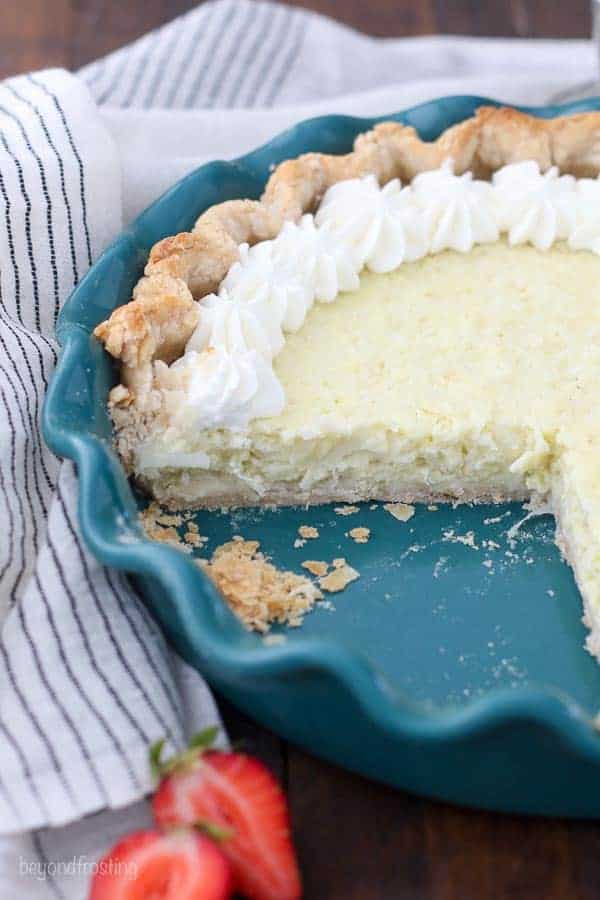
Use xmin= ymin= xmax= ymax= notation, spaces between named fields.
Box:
xmin=139 ymin=241 xmax=600 ymax=485
xmin=552 ymin=446 xmax=600 ymax=659
xmin=144 ymin=162 xmax=600 ymax=436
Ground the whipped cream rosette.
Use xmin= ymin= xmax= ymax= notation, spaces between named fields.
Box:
xmin=147 ymin=162 xmax=600 ymax=436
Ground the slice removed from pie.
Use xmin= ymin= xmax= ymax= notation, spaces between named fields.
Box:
xmin=94 ymin=105 xmax=600 ymax=657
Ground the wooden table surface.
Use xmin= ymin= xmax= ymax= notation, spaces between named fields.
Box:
xmin=5 ymin=1 xmax=600 ymax=897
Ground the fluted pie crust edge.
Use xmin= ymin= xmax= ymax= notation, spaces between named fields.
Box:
xmin=93 ymin=106 xmax=600 ymax=412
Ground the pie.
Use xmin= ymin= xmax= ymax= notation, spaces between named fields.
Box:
xmin=94 ymin=106 xmax=600 ymax=656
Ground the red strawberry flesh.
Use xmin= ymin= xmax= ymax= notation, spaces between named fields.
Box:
xmin=153 ymin=751 xmax=301 ymax=900
xmin=88 ymin=828 xmax=232 ymax=900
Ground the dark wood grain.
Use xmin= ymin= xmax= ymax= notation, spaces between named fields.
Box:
xmin=217 ymin=695 xmax=287 ymax=783
xmin=4 ymin=0 xmax=71 ymax=78
xmin=3 ymin=2 xmax=599 ymax=898
xmin=69 ymin=0 xmax=195 ymax=71
xmin=287 ymin=747 xmax=600 ymax=900
xmin=285 ymin=0 xmax=437 ymax=36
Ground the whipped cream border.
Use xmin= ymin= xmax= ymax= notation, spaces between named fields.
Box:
xmin=143 ymin=160 xmax=600 ymax=463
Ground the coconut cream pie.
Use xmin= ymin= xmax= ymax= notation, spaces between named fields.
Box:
xmin=95 ymin=106 xmax=600 ymax=657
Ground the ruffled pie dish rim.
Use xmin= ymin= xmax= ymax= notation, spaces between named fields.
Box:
xmin=43 ymin=95 xmax=600 ymax=817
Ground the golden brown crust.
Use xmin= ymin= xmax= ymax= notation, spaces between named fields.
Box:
xmin=198 ymin=538 xmax=322 ymax=631
xmin=146 ymin=231 xmax=239 ymax=298
xmin=96 ymin=274 xmax=199 ymax=396
xmin=94 ymin=105 xmax=600 ymax=399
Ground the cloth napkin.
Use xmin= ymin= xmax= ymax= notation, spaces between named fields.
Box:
xmin=0 ymin=0 xmax=597 ymax=896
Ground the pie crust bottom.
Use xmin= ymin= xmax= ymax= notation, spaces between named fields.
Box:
xmin=138 ymin=472 xmax=529 ymax=511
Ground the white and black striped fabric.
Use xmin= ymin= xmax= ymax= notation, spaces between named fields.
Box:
xmin=80 ymin=0 xmax=308 ymax=110
xmin=0 ymin=0 xmax=596 ymax=895
xmin=0 ymin=67 xmax=224 ymax=837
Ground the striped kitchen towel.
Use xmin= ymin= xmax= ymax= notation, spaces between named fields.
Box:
xmin=0 ymin=65 xmax=225 ymax=833
xmin=0 ymin=0 xmax=597 ymax=895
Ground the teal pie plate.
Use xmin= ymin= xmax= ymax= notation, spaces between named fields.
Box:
xmin=43 ymin=96 xmax=600 ymax=817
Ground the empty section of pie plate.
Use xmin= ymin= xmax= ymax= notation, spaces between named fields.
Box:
xmin=139 ymin=497 xmax=600 ymax=714
xmin=44 ymin=96 xmax=600 ymax=817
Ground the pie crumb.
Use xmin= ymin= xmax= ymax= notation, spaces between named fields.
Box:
xmin=293 ymin=538 xmax=306 ymax=549
xmin=263 ymin=634 xmax=287 ymax=647
xmin=298 ymin=525 xmax=319 ymax=539
xmin=199 ymin=539 xmax=322 ymax=632
xmin=384 ymin=502 xmax=415 ymax=522
xmin=139 ymin=502 xmax=192 ymax=552
xmin=442 ymin=528 xmax=479 ymax=549
xmin=302 ymin=560 xmax=329 ymax=577
xmin=156 ymin=511 xmax=183 ymax=527
xmin=332 ymin=557 xmax=346 ymax=568
xmin=184 ymin=526 xmax=208 ymax=548
xmin=427 ymin=504 xmax=439 ymax=511
xmin=319 ymin=563 xmax=360 ymax=593
xmin=348 ymin=526 xmax=370 ymax=544
xmin=334 ymin=505 xmax=360 ymax=516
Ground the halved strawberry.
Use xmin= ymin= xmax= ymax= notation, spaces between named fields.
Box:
xmin=88 ymin=828 xmax=232 ymax=900
xmin=151 ymin=731 xmax=302 ymax=900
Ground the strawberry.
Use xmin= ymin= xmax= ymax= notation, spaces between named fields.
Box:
xmin=88 ymin=828 xmax=232 ymax=900
xmin=151 ymin=729 xmax=302 ymax=900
